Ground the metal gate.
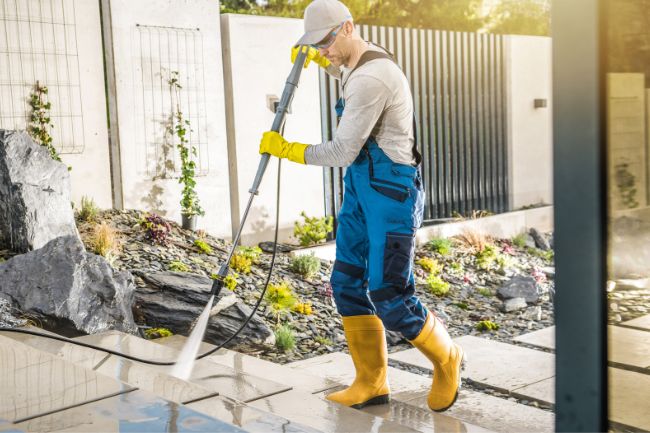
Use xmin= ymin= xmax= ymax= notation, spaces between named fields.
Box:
xmin=319 ymin=25 xmax=509 ymax=226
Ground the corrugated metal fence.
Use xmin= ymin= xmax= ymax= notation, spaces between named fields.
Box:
xmin=319 ymin=25 xmax=509 ymax=226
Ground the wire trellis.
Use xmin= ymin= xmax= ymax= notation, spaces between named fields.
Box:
xmin=134 ymin=24 xmax=210 ymax=179
xmin=0 ymin=0 xmax=85 ymax=154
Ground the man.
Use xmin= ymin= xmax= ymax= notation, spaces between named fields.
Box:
xmin=259 ymin=0 xmax=464 ymax=412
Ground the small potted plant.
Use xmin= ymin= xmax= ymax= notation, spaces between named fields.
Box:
xmin=168 ymin=70 xmax=204 ymax=230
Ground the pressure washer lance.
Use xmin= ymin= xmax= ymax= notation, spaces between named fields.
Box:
xmin=0 ymin=48 xmax=311 ymax=366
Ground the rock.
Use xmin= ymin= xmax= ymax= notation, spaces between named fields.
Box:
xmin=385 ymin=329 xmax=406 ymax=346
xmin=502 ymin=297 xmax=527 ymax=312
xmin=0 ymin=235 xmax=137 ymax=335
xmin=258 ymin=241 xmax=295 ymax=254
xmin=0 ymin=297 xmax=27 ymax=328
xmin=0 ymin=130 xmax=79 ymax=252
xmin=497 ymin=276 xmax=540 ymax=303
xmin=525 ymin=235 xmax=537 ymax=249
xmin=135 ymin=271 xmax=273 ymax=349
xmin=529 ymin=228 xmax=550 ymax=251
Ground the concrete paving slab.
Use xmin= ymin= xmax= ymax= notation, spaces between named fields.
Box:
xmin=157 ymin=334 xmax=339 ymax=393
xmin=317 ymin=386 xmax=492 ymax=433
xmin=622 ymin=314 xmax=650 ymax=331
xmin=288 ymin=352 xmax=431 ymax=394
xmin=389 ymin=336 xmax=555 ymax=395
xmin=610 ymin=367 xmax=650 ymax=431
xmin=511 ymin=377 xmax=555 ymax=405
xmin=188 ymin=395 xmax=321 ymax=433
xmin=513 ymin=326 xmax=555 ymax=350
xmin=248 ymin=389 xmax=417 ymax=432
xmin=10 ymin=389 xmax=245 ymax=433
xmin=5 ymin=329 xmax=218 ymax=404
xmin=609 ymin=326 xmax=650 ymax=369
xmin=0 ymin=335 xmax=133 ymax=424
xmin=75 ymin=331 xmax=291 ymax=402
xmin=395 ymin=389 xmax=554 ymax=433
xmin=0 ymin=330 xmax=111 ymax=370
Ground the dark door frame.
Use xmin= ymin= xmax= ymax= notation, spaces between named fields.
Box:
xmin=552 ymin=0 xmax=608 ymax=430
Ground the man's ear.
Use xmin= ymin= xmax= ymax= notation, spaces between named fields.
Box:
xmin=343 ymin=20 xmax=354 ymax=37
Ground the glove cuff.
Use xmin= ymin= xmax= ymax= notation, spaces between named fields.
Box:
xmin=287 ymin=142 xmax=309 ymax=165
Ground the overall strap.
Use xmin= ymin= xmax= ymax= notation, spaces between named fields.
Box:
xmin=344 ymin=45 xmax=422 ymax=166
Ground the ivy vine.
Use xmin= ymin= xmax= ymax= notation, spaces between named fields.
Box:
xmin=28 ymin=81 xmax=61 ymax=163
xmin=167 ymin=71 xmax=204 ymax=217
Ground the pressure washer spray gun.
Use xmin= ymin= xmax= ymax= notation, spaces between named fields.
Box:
xmin=209 ymin=47 xmax=310 ymax=300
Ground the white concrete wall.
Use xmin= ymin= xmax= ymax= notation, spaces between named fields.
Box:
xmin=0 ymin=0 xmax=112 ymax=208
xmin=221 ymin=14 xmax=326 ymax=246
xmin=107 ymin=0 xmax=231 ymax=237
xmin=506 ymin=36 xmax=553 ymax=210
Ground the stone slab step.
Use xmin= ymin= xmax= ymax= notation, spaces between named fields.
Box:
xmin=0 ymin=329 xmax=219 ymax=405
xmin=187 ymin=395 xmax=322 ymax=433
xmin=7 ymin=388 xmax=244 ymax=433
xmin=247 ymin=389 xmax=417 ymax=432
xmin=0 ymin=334 xmax=134 ymax=424
xmin=155 ymin=334 xmax=339 ymax=394
xmin=395 ymin=389 xmax=554 ymax=433
xmin=388 ymin=336 xmax=555 ymax=405
xmin=622 ymin=314 xmax=650 ymax=331
xmin=610 ymin=367 xmax=650 ymax=431
xmin=513 ymin=326 xmax=555 ymax=350
xmin=609 ymin=326 xmax=650 ymax=369
xmin=290 ymin=351 xmax=552 ymax=432
xmin=74 ymin=331 xmax=291 ymax=403
xmin=289 ymin=352 xmax=432 ymax=394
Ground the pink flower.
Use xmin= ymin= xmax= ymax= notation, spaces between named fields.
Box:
xmin=531 ymin=267 xmax=547 ymax=283
xmin=502 ymin=244 xmax=515 ymax=255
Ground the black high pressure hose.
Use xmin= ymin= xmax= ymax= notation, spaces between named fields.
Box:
xmin=0 ymin=49 xmax=310 ymax=366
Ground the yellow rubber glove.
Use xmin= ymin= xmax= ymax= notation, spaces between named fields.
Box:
xmin=259 ymin=131 xmax=309 ymax=164
xmin=291 ymin=45 xmax=331 ymax=69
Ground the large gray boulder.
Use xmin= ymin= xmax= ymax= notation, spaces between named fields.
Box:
xmin=0 ymin=130 xmax=79 ymax=253
xmin=135 ymin=271 xmax=274 ymax=348
xmin=497 ymin=275 xmax=540 ymax=304
xmin=0 ymin=235 xmax=137 ymax=335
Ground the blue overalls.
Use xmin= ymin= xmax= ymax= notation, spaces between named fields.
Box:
xmin=330 ymin=93 xmax=429 ymax=340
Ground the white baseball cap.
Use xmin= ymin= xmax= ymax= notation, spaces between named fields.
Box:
xmin=295 ymin=0 xmax=353 ymax=46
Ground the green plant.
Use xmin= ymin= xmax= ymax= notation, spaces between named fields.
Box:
xmin=290 ymin=253 xmax=321 ymax=279
xmin=169 ymin=260 xmax=189 ymax=272
xmin=454 ymin=301 xmax=469 ymax=310
xmin=144 ymin=328 xmax=173 ymax=339
xmin=526 ymin=247 xmax=554 ymax=262
xmin=140 ymin=213 xmax=172 ymax=245
xmin=230 ymin=253 xmax=252 ymax=274
xmin=511 ymin=233 xmax=527 ymax=248
xmin=194 ymin=239 xmax=212 ymax=254
xmin=237 ymin=246 xmax=263 ymax=263
xmin=476 ymin=320 xmax=500 ymax=332
xmin=416 ymin=257 xmax=442 ymax=275
xmin=615 ymin=163 xmax=639 ymax=208
xmin=265 ymin=281 xmax=298 ymax=322
xmin=448 ymin=261 xmax=464 ymax=274
xmin=224 ymin=273 xmax=239 ymax=291
xmin=293 ymin=211 xmax=333 ymax=246
xmin=274 ymin=324 xmax=296 ymax=352
xmin=78 ymin=196 xmax=98 ymax=223
xmin=314 ymin=335 xmax=333 ymax=346
xmin=426 ymin=274 xmax=450 ymax=296
xmin=475 ymin=244 xmax=499 ymax=270
xmin=28 ymin=81 xmax=62 ymax=164
xmin=427 ymin=238 xmax=453 ymax=255
xmin=0 ymin=257 xmax=6 ymax=264
xmin=168 ymin=70 xmax=204 ymax=218
xmin=477 ymin=287 xmax=493 ymax=297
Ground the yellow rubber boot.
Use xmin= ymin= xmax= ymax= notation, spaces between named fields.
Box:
xmin=326 ymin=315 xmax=390 ymax=409
xmin=410 ymin=312 xmax=465 ymax=412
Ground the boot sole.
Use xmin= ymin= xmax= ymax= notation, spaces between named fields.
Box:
xmin=433 ymin=352 xmax=467 ymax=413
xmin=350 ymin=394 xmax=391 ymax=409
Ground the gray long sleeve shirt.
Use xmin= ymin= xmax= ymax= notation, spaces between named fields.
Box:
xmin=304 ymin=43 xmax=416 ymax=167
